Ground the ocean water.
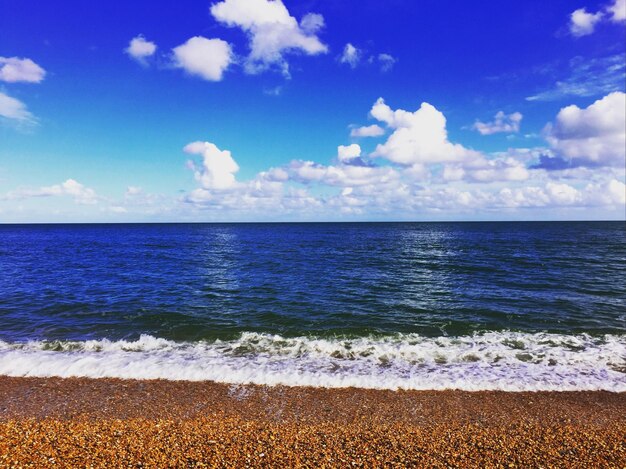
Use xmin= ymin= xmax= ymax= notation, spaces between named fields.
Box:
xmin=0 ymin=222 xmax=624 ymax=391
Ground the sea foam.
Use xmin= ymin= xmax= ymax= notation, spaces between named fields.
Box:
xmin=0 ymin=331 xmax=624 ymax=391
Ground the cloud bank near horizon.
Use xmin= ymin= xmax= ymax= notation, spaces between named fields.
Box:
xmin=3 ymin=91 xmax=624 ymax=220
xmin=167 ymin=92 xmax=625 ymax=219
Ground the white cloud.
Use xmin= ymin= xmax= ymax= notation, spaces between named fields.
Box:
xmin=184 ymin=141 xmax=240 ymax=190
xmin=0 ymin=57 xmax=45 ymax=83
xmin=367 ymin=98 xmax=530 ymax=184
xmin=300 ymin=12 xmax=325 ymax=33
xmin=442 ymin=157 xmax=529 ymax=183
xmin=0 ymin=92 xmax=34 ymax=122
xmin=185 ymin=183 xmax=319 ymax=213
xmin=607 ymin=0 xmax=626 ymax=21
xmin=181 ymin=141 xmax=324 ymax=215
xmin=210 ymin=0 xmax=327 ymax=75
xmin=495 ymin=179 xmax=626 ymax=209
xmin=441 ymin=165 xmax=465 ymax=182
xmin=288 ymin=160 xmax=399 ymax=188
xmin=261 ymin=167 xmax=289 ymax=181
xmin=5 ymin=179 xmax=98 ymax=204
xmin=544 ymin=181 xmax=581 ymax=205
xmin=59 ymin=179 xmax=97 ymax=203
xmin=125 ymin=35 xmax=157 ymax=64
xmin=607 ymin=179 xmax=626 ymax=204
xmin=184 ymin=167 xmax=319 ymax=214
xmin=545 ymin=92 xmax=626 ymax=168
xmin=337 ymin=144 xmax=361 ymax=163
xmin=370 ymin=98 xmax=482 ymax=165
xmin=569 ymin=8 xmax=603 ymax=36
xmin=566 ymin=1 xmax=625 ymax=37
xmin=322 ymin=177 xmax=625 ymax=215
xmin=176 ymin=98 xmax=624 ymax=219
xmin=401 ymin=178 xmax=623 ymax=212
xmin=378 ymin=53 xmax=396 ymax=72
xmin=473 ymin=111 xmax=523 ymax=135
xmin=339 ymin=43 xmax=361 ymax=68
xmin=350 ymin=124 xmax=385 ymax=138
xmin=172 ymin=36 xmax=233 ymax=81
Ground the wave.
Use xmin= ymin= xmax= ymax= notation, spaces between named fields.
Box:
xmin=0 ymin=331 xmax=624 ymax=391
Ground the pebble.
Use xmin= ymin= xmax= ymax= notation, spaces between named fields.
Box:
xmin=0 ymin=377 xmax=624 ymax=467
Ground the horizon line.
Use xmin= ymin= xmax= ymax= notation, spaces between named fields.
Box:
xmin=1 ymin=219 xmax=625 ymax=225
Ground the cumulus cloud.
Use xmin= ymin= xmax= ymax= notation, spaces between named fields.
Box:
xmin=339 ymin=43 xmax=361 ymax=68
xmin=370 ymin=98 xmax=482 ymax=165
xmin=608 ymin=0 xmax=626 ymax=21
xmin=181 ymin=141 xmax=400 ymax=214
xmin=178 ymin=98 xmax=624 ymax=218
xmin=566 ymin=1 xmax=625 ymax=38
xmin=210 ymin=0 xmax=327 ymax=76
xmin=272 ymin=142 xmax=402 ymax=192
xmin=125 ymin=35 xmax=157 ymax=64
xmin=569 ymin=8 xmax=603 ymax=36
xmin=185 ymin=169 xmax=318 ymax=214
xmin=0 ymin=91 xmax=34 ymax=122
xmin=350 ymin=124 xmax=385 ymax=138
xmin=184 ymin=141 xmax=240 ymax=190
xmin=0 ymin=57 xmax=45 ymax=83
xmin=181 ymin=140 xmax=324 ymax=214
xmin=337 ymin=144 xmax=362 ymax=163
xmin=366 ymin=98 xmax=532 ymax=184
xmin=544 ymin=92 xmax=626 ymax=168
xmin=473 ymin=111 xmax=523 ymax=135
xmin=5 ymin=179 xmax=98 ymax=204
xmin=172 ymin=37 xmax=233 ymax=81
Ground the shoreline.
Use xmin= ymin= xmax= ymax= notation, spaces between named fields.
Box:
xmin=1 ymin=377 xmax=624 ymax=466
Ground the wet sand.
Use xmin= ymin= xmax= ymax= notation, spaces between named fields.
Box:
xmin=0 ymin=376 xmax=624 ymax=467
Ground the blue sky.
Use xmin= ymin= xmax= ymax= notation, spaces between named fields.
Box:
xmin=1 ymin=0 xmax=625 ymax=221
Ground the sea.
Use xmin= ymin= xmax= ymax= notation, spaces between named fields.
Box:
xmin=0 ymin=221 xmax=624 ymax=391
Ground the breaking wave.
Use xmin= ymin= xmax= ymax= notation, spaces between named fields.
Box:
xmin=0 ymin=331 xmax=624 ymax=391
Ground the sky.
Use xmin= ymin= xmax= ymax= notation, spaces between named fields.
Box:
xmin=0 ymin=0 xmax=625 ymax=222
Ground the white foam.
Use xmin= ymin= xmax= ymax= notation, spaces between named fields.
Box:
xmin=0 ymin=331 xmax=624 ymax=391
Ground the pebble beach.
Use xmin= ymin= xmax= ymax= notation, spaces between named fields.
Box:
xmin=1 ymin=377 xmax=624 ymax=467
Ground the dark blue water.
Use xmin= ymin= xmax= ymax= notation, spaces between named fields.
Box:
xmin=1 ymin=221 xmax=624 ymax=341
xmin=0 ymin=222 xmax=624 ymax=390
